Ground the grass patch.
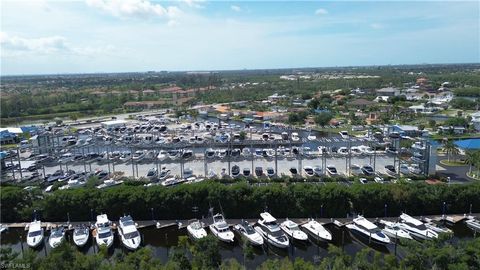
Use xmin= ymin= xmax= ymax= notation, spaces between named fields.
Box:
xmin=439 ymin=160 xmax=466 ymax=166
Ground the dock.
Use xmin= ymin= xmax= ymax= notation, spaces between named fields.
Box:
xmin=4 ymin=213 xmax=477 ymax=231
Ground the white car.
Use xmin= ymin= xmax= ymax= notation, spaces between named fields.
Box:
xmin=339 ymin=131 xmax=349 ymax=139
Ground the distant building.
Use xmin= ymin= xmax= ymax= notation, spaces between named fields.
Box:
xmin=438 ymin=126 xmax=466 ymax=135
xmin=388 ymin=125 xmax=423 ymax=137
xmin=268 ymin=93 xmax=288 ymax=102
xmin=101 ymin=120 xmax=128 ymax=130
xmin=376 ymin=87 xmax=399 ymax=97
xmin=471 ymin=111 xmax=480 ymax=131
xmin=349 ymin=98 xmax=376 ymax=109
xmin=416 ymin=77 xmax=429 ymax=87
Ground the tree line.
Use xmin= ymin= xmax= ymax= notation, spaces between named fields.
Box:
xmin=2 ymin=181 xmax=479 ymax=223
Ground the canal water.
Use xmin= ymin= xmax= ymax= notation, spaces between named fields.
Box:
xmin=0 ymin=222 xmax=476 ymax=268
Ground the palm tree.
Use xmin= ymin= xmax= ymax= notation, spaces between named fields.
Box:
xmin=443 ymin=140 xmax=457 ymax=162
xmin=464 ymin=150 xmax=478 ymax=174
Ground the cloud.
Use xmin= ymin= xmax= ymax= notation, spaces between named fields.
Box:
xmin=180 ymin=0 xmax=205 ymax=9
xmin=370 ymin=23 xmax=385 ymax=29
xmin=0 ymin=32 xmax=114 ymax=57
xmin=315 ymin=8 xmax=328 ymax=15
xmin=231 ymin=5 xmax=241 ymax=12
xmin=85 ymin=0 xmax=181 ymax=19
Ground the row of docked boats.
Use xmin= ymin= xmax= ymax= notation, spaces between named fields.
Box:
xmin=24 ymin=214 xmax=142 ymax=250
xmin=186 ymin=212 xmax=332 ymax=249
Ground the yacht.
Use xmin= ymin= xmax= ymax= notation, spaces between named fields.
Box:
xmin=234 ymin=220 xmax=264 ymax=246
xmin=242 ymin=168 xmax=251 ymax=177
xmin=378 ymin=220 xmax=413 ymax=241
xmin=157 ymin=150 xmax=169 ymax=161
xmin=241 ymin=148 xmax=252 ymax=157
xmin=161 ymin=177 xmax=187 ymax=187
xmin=350 ymin=146 xmax=362 ymax=155
xmin=158 ymin=167 xmax=171 ymax=181
xmin=181 ymin=149 xmax=194 ymax=160
xmin=281 ymin=132 xmax=289 ymax=140
xmin=48 ymin=227 xmax=65 ymax=248
xmin=289 ymin=167 xmax=298 ymax=177
xmin=350 ymin=164 xmax=363 ymax=175
xmin=384 ymin=165 xmax=397 ymax=177
xmin=187 ymin=220 xmax=208 ymax=240
xmin=346 ymin=216 xmax=390 ymax=245
xmin=132 ymin=150 xmax=146 ymax=162
xmin=26 ymin=220 xmax=44 ymax=248
xmin=301 ymin=219 xmax=332 ymax=242
xmin=231 ymin=148 xmax=241 ymax=158
xmin=398 ymin=213 xmax=438 ymax=240
xmin=313 ymin=166 xmax=322 ymax=176
xmin=118 ymin=215 xmax=141 ymax=250
xmin=303 ymin=166 xmax=315 ymax=177
xmin=209 ymin=213 xmax=235 ymax=243
xmin=307 ymin=134 xmax=317 ymax=141
xmin=266 ymin=167 xmax=275 ymax=178
xmin=73 ymin=224 xmax=90 ymax=248
xmin=408 ymin=164 xmax=422 ymax=175
xmin=280 ymin=219 xmax=308 ymax=241
xmin=59 ymin=179 xmax=86 ymax=190
xmin=361 ymin=165 xmax=375 ymax=176
xmin=95 ymin=214 xmax=114 ymax=248
xmin=183 ymin=168 xmax=194 ymax=179
xmin=254 ymin=149 xmax=263 ymax=158
xmin=400 ymin=164 xmax=411 ymax=175
xmin=146 ymin=168 xmax=158 ymax=180
xmin=326 ymin=165 xmax=338 ymax=176
xmin=337 ymin=147 xmax=349 ymax=156
xmin=291 ymin=132 xmax=300 ymax=142
xmin=358 ymin=145 xmax=375 ymax=155
xmin=96 ymin=179 xmax=124 ymax=189
xmin=231 ymin=165 xmax=240 ymax=178
xmin=339 ymin=131 xmax=349 ymax=139
xmin=216 ymin=149 xmax=228 ymax=159
xmin=254 ymin=212 xmax=289 ymax=248
xmin=465 ymin=217 xmax=480 ymax=233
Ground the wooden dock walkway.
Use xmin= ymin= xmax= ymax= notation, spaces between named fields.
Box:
xmin=4 ymin=213 xmax=477 ymax=231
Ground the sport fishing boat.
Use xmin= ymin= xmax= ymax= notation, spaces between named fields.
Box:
xmin=209 ymin=213 xmax=235 ymax=243
xmin=187 ymin=219 xmax=208 ymax=240
xmin=398 ymin=213 xmax=438 ymax=240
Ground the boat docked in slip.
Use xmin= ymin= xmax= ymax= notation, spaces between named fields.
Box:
xmin=205 ymin=148 xmax=216 ymax=159
xmin=73 ymin=224 xmax=90 ymax=248
xmin=146 ymin=168 xmax=158 ymax=180
xmin=209 ymin=213 xmax=235 ymax=243
xmin=118 ymin=215 xmax=141 ymax=250
xmin=464 ymin=217 xmax=480 ymax=233
xmin=26 ymin=220 xmax=44 ymax=248
xmin=301 ymin=219 xmax=332 ymax=242
xmin=280 ymin=219 xmax=308 ymax=242
xmin=378 ymin=220 xmax=413 ymax=241
xmin=96 ymin=179 xmax=124 ymax=189
xmin=187 ymin=220 xmax=208 ymax=240
xmin=95 ymin=214 xmax=114 ymax=248
xmin=254 ymin=212 xmax=289 ymax=249
xmin=346 ymin=216 xmax=391 ymax=245
xmin=48 ymin=227 xmax=65 ymax=248
xmin=421 ymin=218 xmax=453 ymax=234
xmin=398 ymin=213 xmax=438 ymax=240
xmin=233 ymin=220 xmax=264 ymax=246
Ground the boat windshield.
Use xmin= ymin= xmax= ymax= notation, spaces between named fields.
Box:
xmin=124 ymin=231 xmax=139 ymax=239
xmin=269 ymin=230 xmax=284 ymax=238
xmin=98 ymin=231 xmax=112 ymax=238
xmin=405 ymin=222 xmax=427 ymax=230
xmin=28 ymin=230 xmax=42 ymax=237
xmin=243 ymin=225 xmax=255 ymax=234
xmin=51 ymin=230 xmax=63 ymax=237
xmin=74 ymin=228 xmax=87 ymax=236
xmin=191 ymin=222 xmax=202 ymax=230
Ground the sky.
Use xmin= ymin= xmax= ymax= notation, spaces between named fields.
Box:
xmin=1 ymin=0 xmax=479 ymax=75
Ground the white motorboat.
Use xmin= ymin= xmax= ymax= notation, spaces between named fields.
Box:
xmin=216 ymin=149 xmax=228 ymax=159
xmin=182 ymin=149 xmax=194 ymax=160
xmin=234 ymin=220 xmax=264 ymax=246
xmin=146 ymin=168 xmax=158 ymax=180
xmin=59 ymin=179 xmax=86 ymax=190
xmin=183 ymin=168 xmax=194 ymax=179
xmin=231 ymin=165 xmax=241 ymax=178
xmin=167 ymin=150 xmax=181 ymax=160
xmin=361 ymin=165 xmax=375 ymax=176
xmin=118 ymin=215 xmax=141 ymax=250
xmin=96 ymin=179 xmax=124 ymax=189
xmin=358 ymin=145 xmax=374 ymax=155
xmin=266 ymin=167 xmax=275 ymax=178
xmin=291 ymin=132 xmax=300 ymax=142
xmin=303 ymin=166 xmax=315 ymax=177
xmin=95 ymin=214 xmax=114 ymax=248
xmin=0 ymin=224 xmax=8 ymax=234
xmin=345 ymin=216 xmax=391 ymax=245
xmin=400 ymin=164 xmax=411 ymax=175
xmin=301 ymin=219 xmax=332 ymax=242
xmin=350 ymin=164 xmax=363 ymax=175
xmin=158 ymin=167 xmax=171 ymax=181
xmin=280 ymin=219 xmax=308 ymax=241
xmin=132 ymin=150 xmax=146 ymax=162
xmin=337 ymin=147 xmax=349 ymax=155
xmin=281 ymin=132 xmax=289 ymax=140
xmin=161 ymin=177 xmax=187 ymax=187
xmin=209 ymin=213 xmax=235 ymax=243
xmin=73 ymin=225 xmax=90 ymax=248
xmin=339 ymin=131 xmax=349 ymax=139
xmin=313 ymin=166 xmax=322 ymax=176
xmin=241 ymin=148 xmax=251 ymax=157
xmin=157 ymin=150 xmax=169 ymax=161
xmin=398 ymin=213 xmax=438 ymax=240
xmin=26 ymin=220 xmax=44 ymax=248
xmin=208 ymin=169 xmax=218 ymax=178
xmin=254 ymin=212 xmax=289 ymax=248
xmin=408 ymin=164 xmax=422 ymax=175
xmin=187 ymin=220 xmax=208 ymax=240
xmin=384 ymin=165 xmax=397 ymax=177
xmin=350 ymin=146 xmax=362 ymax=155
xmin=242 ymin=168 xmax=251 ymax=177
xmin=378 ymin=220 xmax=413 ymax=241
xmin=307 ymin=134 xmax=317 ymax=141
xmin=48 ymin=227 xmax=65 ymax=248
xmin=465 ymin=218 xmax=480 ymax=233
xmin=326 ymin=165 xmax=338 ymax=176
